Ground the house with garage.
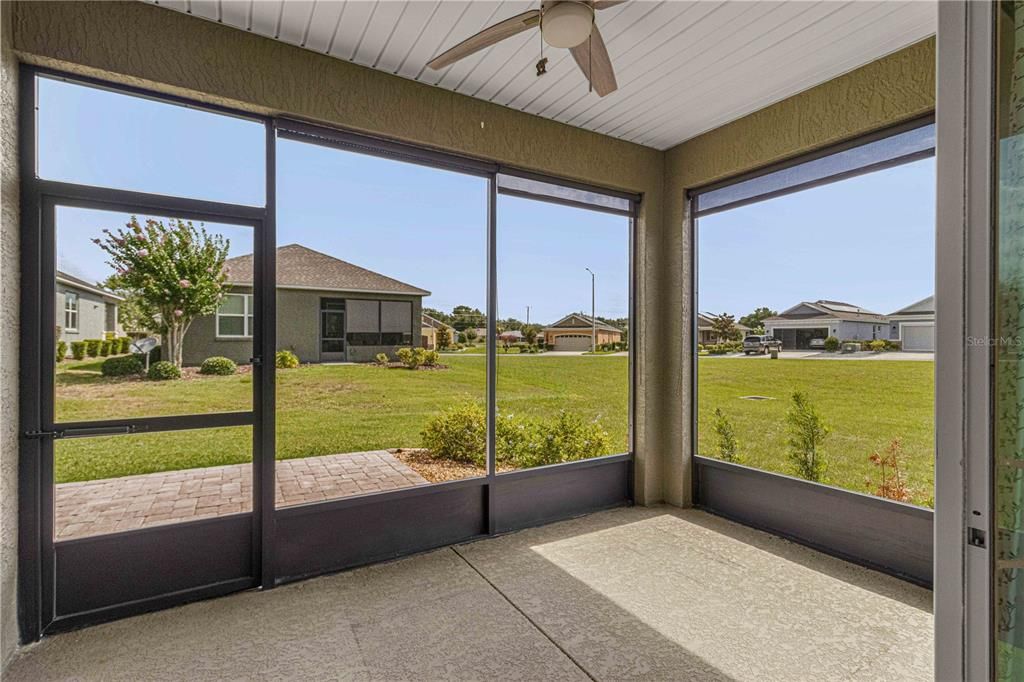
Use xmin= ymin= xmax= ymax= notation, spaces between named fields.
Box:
xmin=55 ymin=271 xmax=123 ymax=352
xmin=543 ymin=313 xmax=623 ymax=351
xmin=696 ymin=313 xmax=751 ymax=345
xmin=887 ymin=295 xmax=935 ymax=351
xmin=182 ymin=244 xmax=429 ymax=366
xmin=762 ymin=300 xmax=888 ymax=350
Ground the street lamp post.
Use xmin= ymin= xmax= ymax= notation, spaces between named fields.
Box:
xmin=585 ymin=268 xmax=596 ymax=352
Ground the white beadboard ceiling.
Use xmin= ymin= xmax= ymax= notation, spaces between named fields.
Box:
xmin=146 ymin=1 xmax=936 ymax=150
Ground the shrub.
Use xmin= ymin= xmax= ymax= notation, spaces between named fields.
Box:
xmin=56 ymin=341 xmax=67 ymax=363
xmin=515 ymin=411 xmax=610 ymax=468
xmin=99 ymin=340 xmax=112 ymax=357
xmin=147 ymin=360 xmax=181 ymax=381
xmin=200 ymin=356 xmax=237 ymax=375
xmin=866 ymin=438 xmax=912 ymax=502
xmin=868 ymin=339 xmax=886 ymax=352
xmin=374 ymin=352 xmax=390 ymax=366
xmin=71 ymin=341 xmax=87 ymax=360
xmin=275 ymin=349 xmax=299 ymax=369
xmin=712 ymin=408 xmax=741 ymax=463
xmin=102 ymin=354 xmax=145 ymax=377
xmin=885 ymin=339 xmax=902 ymax=351
xmin=119 ymin=337 xmax=133 ymax=354
xmin=785 ymin=392 xmax=830 ymax=482
xmin=420 ymin=402 xmax=487 ymax=466
xmin=85 ymin=339 xmax=102 ymax=357
xmin=823 ymin=336 xmax=840 ymax=352
xmin=423 ymin=350 xmax=441 ymax=366
xmin=396 ymin=347 xmax=417 ymax=368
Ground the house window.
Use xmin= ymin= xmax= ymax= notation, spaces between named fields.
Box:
xmin=63 ymin=292 xmax=79 ymax=332
xmin=344 ymin=300 xmax=413 ymax=346
xmin=216 ymin=293 xmax=254 ymax=338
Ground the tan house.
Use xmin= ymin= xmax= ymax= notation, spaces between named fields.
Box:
xmin=543 ymin=313 xmax=622 ymax=351
xmin=697 ymin=313 xmax=751 ymax=345
xmin=421 ymin=313 xmax=454 ymax=350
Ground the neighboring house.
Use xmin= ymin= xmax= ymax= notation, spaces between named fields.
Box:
xmin=888 ymin=295 xmax=935 ymax=351
xmin=55 ymin=271 xmax=123 ymax=352
xmin=543 ymin=313 xmax=622 ymax=351
xmin=696 ymin=313 xmax=751 ymax=345
xmin=497 ymin=330 xmax=524 ymax=343
xmin=763 ymin=300 xmax=888 ymax=350
xmin=182 ymin=244 xmax=429 ymax=366
xmin=421 ymin=313 xmax=455 ymax=350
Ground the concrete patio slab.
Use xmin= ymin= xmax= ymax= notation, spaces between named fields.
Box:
xmin=55 ymin=450 xmax=429 ymax=540
xmin=8 ymin=506 xmax=932 ymax=681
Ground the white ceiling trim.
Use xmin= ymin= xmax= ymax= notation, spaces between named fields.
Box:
xmin=146 ymin=0 xmax=936 ymax=150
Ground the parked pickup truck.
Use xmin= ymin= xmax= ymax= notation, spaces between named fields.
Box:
xmin=743 ymin=335 xmax=783 ymax=355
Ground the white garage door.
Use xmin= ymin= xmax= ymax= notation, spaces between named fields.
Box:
xmin=552 ymin=334 xmax=593 ymax=351
xmin=902 ymin=324 xmax=934 ymax=352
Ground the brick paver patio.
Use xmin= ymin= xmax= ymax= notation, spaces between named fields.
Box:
xmin=55 ymin=450 xmax=429 ymax=540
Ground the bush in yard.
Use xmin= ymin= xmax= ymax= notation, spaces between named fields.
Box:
xmin=785 ymin=392 xmax=830 ymax=482
xmin=712 ymin=408 xmax=741 ymax=463
xmin=71 ymin=341 xmax=87 ymax=360
xmin=423 ymin=350 xmax=441 ymax=367
xmin=147 ymin=360 xmax=181 ymax=381
xmin=102 ymin=354 xmax=145 ymax=377
xmin=868 ymin=339 xmax=886 ymax=352
xmin=420 ymin=402 xmax=486 ymax=466
xmin=275 ymin=350 xmax=299 ymax=369
xmin=119 ymin=337 xmax=133 ymax=354
xmin=396 ymin=347 xmax=417 ymax=368
xmin=823 ymin=336 xmax=840 ymax=352
xmin=374 ymin=352 xmax=390 ymax=366
xmin=519 ymin=411 xmax=610 ymax=467
xmin=85 ymin=339 xmax=101 ymax=357
xmin=56 ymin=341 xmax=67 ymax=363
xmin=865 ymin=438 xmax=912 ymax=502
xmin=200 ymin=356 xmax=237 ymax=375
xmin=885 ymin=339 xmax=902 ymax=351
xmin=99 ymin=340 xmax=112 ymax=357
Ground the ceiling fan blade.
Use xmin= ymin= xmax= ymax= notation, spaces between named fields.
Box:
xmin=427 ymin=10 xmax=541 ymax=70
xmin=593 ymin=1 xmax=627 ymax=9
xmin=570 ymin=24 xmax=618 ymax=97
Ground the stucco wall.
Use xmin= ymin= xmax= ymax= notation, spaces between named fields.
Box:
xmin=0 ymin=0 xmax=18 ymax=670
xmin=664 ymin=37 xmax=936 ymax=504
xmin=9 ymin=0 xmax=670 ymax=506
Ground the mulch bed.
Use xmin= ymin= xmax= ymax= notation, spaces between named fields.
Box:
xmin=390 ymin=448 xmax=516 ymax=483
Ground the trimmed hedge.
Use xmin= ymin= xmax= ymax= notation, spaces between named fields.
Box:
xmin=71 ymin=341 xmax=87 ymax=360
xmin=199 ymin=356 xmax=237 ymax=376
xmin=101 ymin=354 xmax=145 ymax=377
xmin=85 ymin=339 xmax=101 ymax=357
xmin=99 ymin=340 xmax=112 ymax=357
xmin=147 ymin=361 xmax=181 ymax=381
xmin=56 ymin=340 xmax=67 ymax=363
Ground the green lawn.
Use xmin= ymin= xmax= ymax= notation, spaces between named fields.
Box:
xmin=54 ymin=355 xmax=629 ymax=483
xmin=54 ymin=355 xmax=935 ymax=507
xmin=697 ymin=357 xmax=934 ymax=507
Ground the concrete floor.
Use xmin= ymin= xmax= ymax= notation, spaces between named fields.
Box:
xmin=5 ymin=506 xmax=933 ymax=681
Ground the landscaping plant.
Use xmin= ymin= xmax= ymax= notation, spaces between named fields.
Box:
xmin=56 ymin=341 xmax=67 ymax=363
xmin=785 ymin=391 xmax=830 ymax=482
xmin=420 ymin=401 xmax=487 ymax=466
xmin=374 ymin=352 xmax=390 ymax=366
xmin=276 ymin=349 xmax=299 ymax=369
xmin=99 ymin=340 xmax=112 ymax=357
xmin=85 ymin=339 xmax=101 ymax=357
xmin=95 ymin=216 xmax=230 ymax=368
xmin=712 ymin=408 xmax=741 ymax=463
xmin=101 ymin=354 xmax=145 ymax=377
xmin=199 ymin=356 xmax=237 ymax=376
xmin=435 ymin=326 xmax=451 ymax=350
xmin=71 ymin=341 xmax=87 ymax=361
xmin=823 ymin=336 xmax=840 ymax=352
xmin=869 ymin=339 xmax=886 ymax=352
xmin=866 ymin=438 xmax=912 ymax=502
xmin=147 ymin=360 xmax=181 ymax=381
xmin=119 ymin=337 xmax=133 ymax=354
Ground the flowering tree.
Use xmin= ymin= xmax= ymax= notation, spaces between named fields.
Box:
xmin=96 ymin=217 xmax=230 ymax=368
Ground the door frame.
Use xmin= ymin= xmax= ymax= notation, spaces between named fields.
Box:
xmin=318 ymin=297 xmax=346 ymax=362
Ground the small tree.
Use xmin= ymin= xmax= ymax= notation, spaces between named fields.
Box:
xmin=96 ymin=217 xmax=229 ymax=368
xmin=436 ymin=326 xmax=452 ymax=350
xmin=785 ymin=391 xmax=830 ymax=482
xmin=710 ymin=313 xmax=738 ymax=343
xmin=464 ymin=327 xmax=478 ymax=343
xmin=739 ymin=306 xmax=778 ymax=330
xmin=712 ymin=408 xmax=740 ymax=463
xmin=866 ymin=438 xmax=912 ymax=502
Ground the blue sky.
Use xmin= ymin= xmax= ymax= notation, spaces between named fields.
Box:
xmin=41 ymin=76 xmax=933 ymax=325
xmin=42 ymin=77 xmax=628 ymax=325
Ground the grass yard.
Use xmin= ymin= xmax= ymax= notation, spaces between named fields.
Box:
xmin=697 ymin=357 xmax=935 ymax=507
xmin=54 ymin=355 xmax=629 ymax=483
xmin=54 ymin=354 xmax=935 ymax=507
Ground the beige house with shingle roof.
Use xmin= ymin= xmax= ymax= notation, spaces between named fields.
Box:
xmin=543 ymin=313 xmax=623 ymax=351
xmin=182 ymin=244 xmax=430 ymax=365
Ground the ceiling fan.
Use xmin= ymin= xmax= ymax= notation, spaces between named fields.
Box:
xmin=426 ymin=1 xmax=624 ymax=97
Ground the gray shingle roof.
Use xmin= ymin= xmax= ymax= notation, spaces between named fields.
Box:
xmin=545 ymin=313 xmax=622 ymax=333
xmin=223 ymin=244 xmax=430 ymax=296
xmin=764 ymin=300 xmax=886 ymax=324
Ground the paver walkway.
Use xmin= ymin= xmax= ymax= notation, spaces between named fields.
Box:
xmin=55 ymin=450 xmax=429 ymax=540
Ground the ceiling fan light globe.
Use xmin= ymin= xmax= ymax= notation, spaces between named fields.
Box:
xmin=542 ymin=2 xmax=594 ymax=49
